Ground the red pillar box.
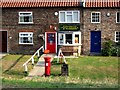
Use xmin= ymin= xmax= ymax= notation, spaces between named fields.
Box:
xmin=44 ymin=56 xmax=51 ymax=76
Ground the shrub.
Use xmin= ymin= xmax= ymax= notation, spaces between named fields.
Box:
xmin=102 ymin=40 xmax=120 ymax=56
xmin=111 ymin=46 xmax=118 ymax=56
xmin=101 ymin=40 xmax=113 ymax=56
xmin=111 ymin=42 xmax=120 ymax=56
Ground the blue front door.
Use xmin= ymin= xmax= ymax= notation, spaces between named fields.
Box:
xmin=90 ymin=31 xmax=101 ymax=53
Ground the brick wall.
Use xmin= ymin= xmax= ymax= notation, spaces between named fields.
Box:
xmin=2 ymin=7 xmax=119 ymax=55
xmin=2 ymin=7 xmax=82 ymax=54
xmin=83 ymin=9 xmax=120 ymax=55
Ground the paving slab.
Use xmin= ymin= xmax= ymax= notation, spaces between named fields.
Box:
xmin=0 ymin=53 xmax=7 ymax=59
xmin=28 ymin=54 xmax=56 ymax=77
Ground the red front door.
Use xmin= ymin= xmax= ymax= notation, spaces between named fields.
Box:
xmin=46 ymin=32 xmax=56 ymax=53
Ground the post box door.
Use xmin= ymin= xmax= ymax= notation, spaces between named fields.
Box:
xmin=46 ymin=32 xmax=56 ymax=53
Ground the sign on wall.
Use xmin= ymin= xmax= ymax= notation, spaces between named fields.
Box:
xmin=59 ymin=24 xmax=80 ymax=31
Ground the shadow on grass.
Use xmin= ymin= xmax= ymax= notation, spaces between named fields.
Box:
xmin=50 ymin=74 xmax=62 ymax=76
xmin=51 ymin=60 xmax=60 ymax=65
xmin=4 ymin=70 xmax=28 ymax=77
xmin=3 ymin=55 xmax=24 ymax=73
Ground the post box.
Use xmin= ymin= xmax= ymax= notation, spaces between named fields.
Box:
xmin=44 ymin=56 xmax=51 ymax=76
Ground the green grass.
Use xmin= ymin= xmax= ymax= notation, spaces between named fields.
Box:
xmin=1 ymin=54 xmax=22 ymax=71
xmin=1 ymin=54 xmax=39 ymax=78
xmin=50 ymin=56 xmax=118 ymax=87
xmin=2 ymin=55 xmax=119 ymax=88
xmin=2 ymin=77 xmax=118 ymax=88
xmin=66 ymin=56 xmax=118 ymax=79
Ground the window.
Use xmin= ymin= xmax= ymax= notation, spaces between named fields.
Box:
xmin=75 ymin=34 xmax=79 ymax=43
xmin=59 ymin=33 xmax=64 ymax=44
xmin=19 ymin=32 xmax=33 ymax=44
xmin=115 ymin=31 xmax=120 ymax=42
xmin=91 ymin=12 xmax=100 ymax=23
xmin=19 ymin=12 xmax=33 ymax=24
xmin=58 ymin=32 xmax=81 ymax=45
xmin=65 ymin=34 xmax=72 ymax=44
xmin=116 ymin=12 xmax=120 ymax=23
xmin=59 ymin=11 xmax=80 ymax=23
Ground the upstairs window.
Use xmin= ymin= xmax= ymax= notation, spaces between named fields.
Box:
xmin=19 ymin=32 xmax=33 ymax=44
xmin=19 ymin=12 xmax=33 ymax=24
xmin=59 ymin=11 xmax=80 ymax=23
xmin=115 ymin=31 xmax=120 ymax=42
xmin=91 ymin=12 xmax=101 ymax=23
xmin=116 ymin=12 xmax=120 ymax=23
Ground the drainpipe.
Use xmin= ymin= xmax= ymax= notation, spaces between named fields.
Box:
xmin=82 ymin=0 xmax=85 ymax=7
xmin=81 ymin=0 xmax=85 ymax=54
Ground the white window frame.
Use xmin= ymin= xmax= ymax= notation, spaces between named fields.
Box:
xmin=116 ymin=12 xmax=120 ymax=23
xmin=115 ymin=31 xmax=120 ymax=42
xmin=59 ymin=11 xmax=80 ymax=23
xmin=19 ymin=32 xmax=33 ymax=44
xmin=58 ymin=32 xmax=81 ymax=46
xmin=91 ymin=12 xmax=101 ymax=23
xmin=18 ymin=12 xmax=33 ymax=24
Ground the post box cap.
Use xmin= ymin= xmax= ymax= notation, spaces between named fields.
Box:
xmin=44 ymin=56 xmax=51 ymax=61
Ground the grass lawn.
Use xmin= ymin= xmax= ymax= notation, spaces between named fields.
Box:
xmin=1 ymin=54 xmax=38 ymax=78
xmin=1 ymin=55 xmax=119 ymax=88
xmin=1 ymin=54 xmax=22 ymax=71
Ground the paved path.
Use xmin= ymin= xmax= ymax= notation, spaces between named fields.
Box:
xmin=28 ymin=54 xmax=56 ymax=77
xmin=0 ymin=53 xmax=7 ymax=59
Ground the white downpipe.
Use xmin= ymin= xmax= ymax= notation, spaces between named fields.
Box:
xmin=45 ymin=33 xmax=47 ymax=50
xmin=55 ymin=32 xmax=57 ymax=53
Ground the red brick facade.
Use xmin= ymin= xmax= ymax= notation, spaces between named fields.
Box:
xmin=1 ymin=1 xmax=120 ymax=55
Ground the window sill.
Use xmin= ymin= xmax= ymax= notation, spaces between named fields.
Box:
xmin=19 ymin=43 xmax=34 ymax=45
xmin=91 ymin=22 xmax=100 ymax=23
xmin=58 ymin=44 xmax=82 ymax=46
xmin=18 ymin=22 xmax=34 ymax=24
xmin=59 ymin=22 xmax=80 ymax=24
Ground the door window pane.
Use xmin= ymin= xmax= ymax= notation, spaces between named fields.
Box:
xmin=47 ymin=33 xmax=55 ymax=43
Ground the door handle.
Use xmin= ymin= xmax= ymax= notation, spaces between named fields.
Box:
xmin=94 ymin=43 xmax=98 ymax=45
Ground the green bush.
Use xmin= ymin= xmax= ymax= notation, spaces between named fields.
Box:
xmin=102 ymin=40 xmax=120 ymax=56
xmin=115 ymin=42 xmax=120 ymax=57
xmin=101 ymin=40 xmax=113 ymax=56
xmin=111 ymin=46 xmax=118 ymax=56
